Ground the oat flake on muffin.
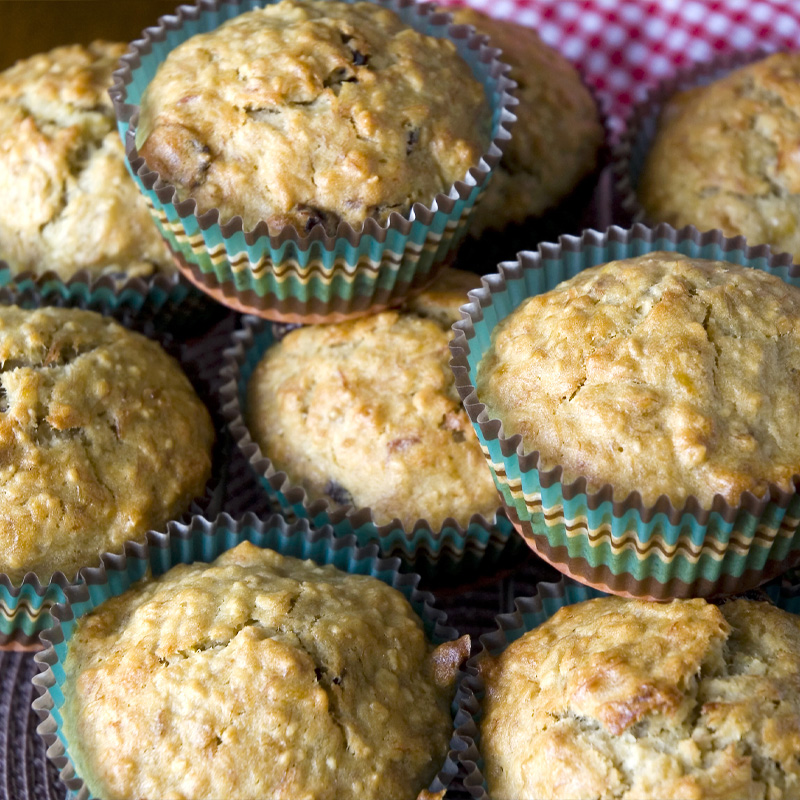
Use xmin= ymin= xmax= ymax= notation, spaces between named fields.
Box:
xmin=0 ymin=42 xmax=174 ymax=279
xmin=136 ymin=0 xmax=491 ymax=235
xmin=0 ymin=306 xmax=214 ymax=583
xmin=62 ymin=541 xmax=462 ymax=800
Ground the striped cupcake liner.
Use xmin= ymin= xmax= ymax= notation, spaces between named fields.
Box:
xmin=450 ymin=573 xmax=800 ymax=799
xmin=613 ymin=49 xmax=777 ymax=228
xmin=220 ymin=314 xmax=521 ymax=580
xmin=109 ymin=0 xmax=516 ymax=323
xmin=31 ymin=513 xmax=464 ymax=800
xmin=0 ymin=275 xmax=227 ymax=647
xmin=450 ymin=223 xmax=800 ymax=599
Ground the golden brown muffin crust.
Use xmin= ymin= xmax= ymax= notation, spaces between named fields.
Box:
xmin=63 ymin=541 xmax=459 ymax=800
xmin=477 ymin=252 xmax=800 ymax=507
xmin=138 ymin=0 xmax=490 ymax=234
xmin=247 ymin=268 xmax=498 ymax=528
xmin=450 ymin=8 xmax=603 ymax=234
xmin=480 ymin=597 xmax=800 ymax=800
xmin=639 ymin=53 xmax=800 ymax=262
xmin=0 ymin=306 xmax=214 ymax=582
xmin=0 ymin=42 xmax=174 ymax=279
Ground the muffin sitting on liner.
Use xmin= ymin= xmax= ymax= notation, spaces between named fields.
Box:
xmin=477 ymin=251 xmax=800 ymax=508
xmin=61 ymin=541 xmax=463 ymax=800
xmin=479 ymin=595 xmax=800 ymax=800
xmin=449 ymin=7 xmax=604 ymax=238
xmin=0 ymin=306 xmax=214 ymax=583
xmin=0 ymin=42 xmax=175 ymax=279
xmin=246 ymin=267 xmax=500 ymax=528
xmin=638 ymin=52 xmax=800 ymax=262
xmin=136 ymin=0 xmax=491 ymax=235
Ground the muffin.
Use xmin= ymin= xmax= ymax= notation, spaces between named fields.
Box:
xmin=479 ymin=595 xmax=800 ymax=800
xmin=245 ymin=267 xmax=499 ymax=529
xmin=0 ymin=42 xmax=174 ymax=279
xmin=637 ymin=52 xmax=800 ymax=262
xmin=136 ymin=0 xmax=491 ymax=235
xmin=0 ymin=305 xmax=214 ymax=583
xmin=449 ymin=8 xmax=604 ymax=238
xmin=476 ymin=251 xmax=800 ymax=509
xmin=60 ymin=539 xmax=462 ymax=800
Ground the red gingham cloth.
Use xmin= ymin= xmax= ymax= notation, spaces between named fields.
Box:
xmin=441 ymin=0 xmax=800 ymax=138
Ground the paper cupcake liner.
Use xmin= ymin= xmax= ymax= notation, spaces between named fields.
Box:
xmin=109 ymin=0 xmax=516 ymax=323
xmin=613 ymin=49 xmax=776 ymax=227
xmin=450 ymin=223 xmax=800 ymax=600
xmin=0 ymin=277 xmax=227 ymax=647
xmin=449 ymin=573 xmax=800 ymax=799
xmin=221 ymin=314 xmax=521 ymax=581
xmin=31 ymin=513 xmax=463 ymax=800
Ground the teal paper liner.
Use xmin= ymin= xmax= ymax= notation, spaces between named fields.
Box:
xmin=450 ymin=573 xmax=800 ymax=799
xmin=31 ymin=513 xmax=463 ymax=800
xmin=450 ymin=223 xmax=800 ymax=599
xmin=0 ymin=276 xmax=226 ymax=646
xmin=109 ymin=0 xmax=516 ymax=322
xmin=220 ymin=315 xmax=522 ymax=581
xmin=613 ymin=49 xmax=777 ymax=228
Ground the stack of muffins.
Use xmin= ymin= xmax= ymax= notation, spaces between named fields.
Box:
xmin=3 ymin=2 xmax=798 ymax=800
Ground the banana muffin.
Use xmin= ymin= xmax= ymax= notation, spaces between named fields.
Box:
xmin=638 ymin=52 xmax=800 ymax=262
xmin=0 ymin=42 xmax=174 ymax=279
xmin=476 ymin=252 xmax=800 ymax=508
xmin=246 ymin=267 xmax=499 ymax=528
xmin=61 ymin=541 xmax=463 ymax=800
xmin=479 ymin=596 xmax=800 ymax=800
xmin=450 ymin=7 xmax=603 ymax=237
xmin=136 ymin=0 xmax=491 ymax=235
xmin=0 ymin=306 xmax=214 ymax=583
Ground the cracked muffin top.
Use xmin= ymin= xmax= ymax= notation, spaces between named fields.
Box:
xmin=638 ymin=53 xmax=800 ymax=262
xmin=0 ymin=42 xmax=174 ymax=279
xmin=0 ymin=305 xmax=214 ymax=583
xmin=476 ymin=252 xmax=800 ymax=508
xmin=61 ymin=541 xmax=464 ymax=800
xmin=479 ymin=596 xmax=800 ymax=800
xmin=246 ymin=267 xmax=500 ymax=528
xmin=136 ymin=0 xmax=490 ymax=235
xmin=450 ymin=7 xmax=604 ymax=235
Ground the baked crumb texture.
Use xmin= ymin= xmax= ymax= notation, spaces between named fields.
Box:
xmin=62 ymin=541 xmax=456 ymax=800
xmin=477 ymin=252 xmax=800 ymax=509
xmin=246 ymin=268 xmax=501 ymax=529
xmin=450 ymin=7 xmax=604 ymax=235
xmin=0 ymin=42 xmax=174 ymax=279
xmin=0 ymin=306 xmax=214 ymax=583
xmin=480 ymin=596 xmax=800 ymax=800
xmin=138 ymin=0 xmax=490 ymax=235
xmin=638 ymin=52 xmax=800 ymax=263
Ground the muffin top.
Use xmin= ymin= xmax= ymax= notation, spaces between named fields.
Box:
xmin=450 ymin=8 xmax=603 ymax=234
xmin=247 ymin=267 xmax=499 ymax=528
xmin=0 ymin=42 xmax=174 ymax=279
xmin=480 ymin=596 xmax=800 ymax=800
xmin=137 ymin=0 xmax=490 ymax=234
xmin=0 ymin=306 xmax=214 ymax=583
xmin=476 ymin=252 xmax=800 ymax=507
xmin=62 ymin=541 xmax=463 ymax=800
xmin=638 ymin=52 xmax=800 ymax=262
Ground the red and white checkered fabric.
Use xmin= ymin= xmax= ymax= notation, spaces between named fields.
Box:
xmin=441 ymin=0 xmax=800 ymax=137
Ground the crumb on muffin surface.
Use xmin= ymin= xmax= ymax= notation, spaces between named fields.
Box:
xmin=137 ymin=0 xmax=491 ymax=234
xmin=62 ymin=541 xmax=461 ymax=800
